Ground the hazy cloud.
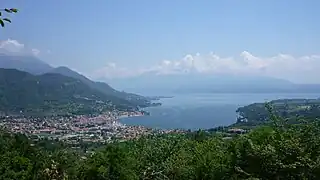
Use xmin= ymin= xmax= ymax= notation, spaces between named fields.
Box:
xmin=92 ymin=51 xmax=320 ymax=83
xmin=0 ymin=39 xmax=41 ymax=56
xmin=31 ymin=48 xmax=40 ymax=56
xmin=0 ymin=39 xmax=25 ymax=52
xmin=93 ymin=63 xmax=147 ymax=79
xmin=2 ymin=38 xmax=320 ymax=83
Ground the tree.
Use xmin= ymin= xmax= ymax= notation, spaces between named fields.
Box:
xmin=0 ymin=8 xmax=18 ymax=27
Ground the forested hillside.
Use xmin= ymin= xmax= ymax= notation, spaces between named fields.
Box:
xmin=236 ymin=98 xmax=320 ymax=127
xmin=0 ymin=53 xmax=153 ymax=108
xmin=0 ymin=68 xmax=136 ymax=116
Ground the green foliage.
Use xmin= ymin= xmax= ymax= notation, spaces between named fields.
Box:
xmin=2 ymin=109 xmax=320 ymax=179
xmin=0 ymin=8 xmax=18 ymax=27
xmin=236 ymin=98 xmax=320 ymax=127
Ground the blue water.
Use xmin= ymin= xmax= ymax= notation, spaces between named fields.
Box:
xmin=120 ymin=93 xmax=320 ymax=130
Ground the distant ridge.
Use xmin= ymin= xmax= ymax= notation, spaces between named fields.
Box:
xmin=0 ymin=53 xmax=53 ymax=74
xmin=0 ymin=68 xmax=136 ymax=116
xmin=106 ymin=72 xmax=320 ymax=94
xmin=0 ymin=54 xmax=152 ymax=108
xmin=49 ymin=66 xmax=152 ymax=107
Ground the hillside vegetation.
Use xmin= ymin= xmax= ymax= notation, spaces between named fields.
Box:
xmin=0 ymin=54 xmax=153 ymax=108
xmin=0 ymin=68 xmax=136 ymax=116
xmin=1 ymin=112 xmax=320 ymax=179
xmin=235 ymin=98 xmax=320 ymax=127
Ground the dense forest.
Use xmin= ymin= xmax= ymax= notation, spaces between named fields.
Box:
xmin=2 ymin=111 xmax=320 ymax=180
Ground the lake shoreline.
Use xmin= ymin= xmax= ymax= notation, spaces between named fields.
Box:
xmin=120 ymin=93 xmax=320 ymax=130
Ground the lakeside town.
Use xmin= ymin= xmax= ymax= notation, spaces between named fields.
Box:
xmin=0 ymin=110 xmax=186 ymax=145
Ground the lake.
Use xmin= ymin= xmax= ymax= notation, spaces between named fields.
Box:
xmin=120 ymin=93 xmax=320 ymax=130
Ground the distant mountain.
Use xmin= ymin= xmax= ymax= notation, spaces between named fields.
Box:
xmin=50 ymin=66 xmax=116 ymax=93
xmin=0 ymin=53 xmax=53 ymax=74
xmin=0 ymin=68 xmax=136 ymax=116
xmin=49 ymin=66 xmax=152 ymax=107
xmin=106 ymin=72 xmax=320 ymax=94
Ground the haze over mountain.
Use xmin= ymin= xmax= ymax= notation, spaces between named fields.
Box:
xmin=0 ymin=68 xmax=137 ymax=116
xmin=0 ymin=53 xmax=53 ymax=74
xmin=1 ymin=50 xmax=320 ymax=97
xmin=2 ymin=0 xmax=320 ymax=95
xmin=91 ymin=50 xmax=320 ymax=95
xmin=0 ymin=53 xmax=152 ymax=107
xmin=1 ymin=37 xmax=320 ymax=96
xmin=49 ymin=66 xmax=152 ymax=107
xmin=104 ymin=72 xmax=320 ymax=95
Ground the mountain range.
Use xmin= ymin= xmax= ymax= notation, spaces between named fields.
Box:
xmin=105 ymin=71 xmax=320 ymax=95
xmin=0 ymin=53 xmax=153 ymax=115
xmin=0 ymin=68 xmax=137 ymax=116
xmin=1 ymin=52 xmax=320 ymax=116
xmin=0 ymin=53 xmax=53 ymax=74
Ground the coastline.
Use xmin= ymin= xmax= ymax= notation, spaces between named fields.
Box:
xmin=147 ymin=95 xmax=174 ymax=101
xmin=117 ymin=111 xmax=145 ymax=119
xmin=117 ymin=110 xmax=148 ymax=125
xmin=4 ymin=93 xmax=320 ymax=144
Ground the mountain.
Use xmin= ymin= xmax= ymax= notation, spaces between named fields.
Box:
xmin=50 ymin=66 xmax=116 ymax=94
xmin=106 ymin=73 xmax=293 ymax=94
xmin=106 ymin=72 xmax=320 ymax=94
xmin=0 ymin=53 xmax=53 ymax=74
xmin=0 ymin=68 xmax=136 ymax=116
xmin=49 ymin=66 xmax=152 ymax=107
xmin=0 ymin=54 xmax=152 ymax=107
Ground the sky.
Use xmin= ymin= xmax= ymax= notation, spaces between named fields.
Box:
xmin=0 ymin=0 xmax=320 ymax=83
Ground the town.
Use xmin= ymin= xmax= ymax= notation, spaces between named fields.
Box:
xmin=0 ymin=110 xmax=185 ymax=146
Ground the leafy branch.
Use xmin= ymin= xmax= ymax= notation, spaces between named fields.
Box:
xmin=0 ymin=8 xmax=18 ymax=27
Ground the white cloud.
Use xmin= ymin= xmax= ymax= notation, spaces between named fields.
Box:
xmin=0 ymin=39 xmax=41 ymax=56
xmin=92 ymin=63 xmax=147 ymax=79
xmin=92 ymin=51 xmax=320 ymax=83
xmin=0 ymin=39 xmax=25 ymax=52
xmin=31 ymin=48 xmax=40 ymax=56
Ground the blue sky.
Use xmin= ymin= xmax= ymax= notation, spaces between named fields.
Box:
xmin=0 ymin=0 xmax=320 ymax=82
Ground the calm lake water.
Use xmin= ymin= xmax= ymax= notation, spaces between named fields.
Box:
xmin=120 ymin=93 xmax=320 ymax=130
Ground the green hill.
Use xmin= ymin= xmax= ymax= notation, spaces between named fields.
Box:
xmin=235 ymin=98 xmax=320 ymax=127
xmin=49 ymin=66 xmax=152 ymax=107
xmin=0 ymin=68 xmax=136 ymax=116
xmin=0 ymin=54 xmax=153 ymax=108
